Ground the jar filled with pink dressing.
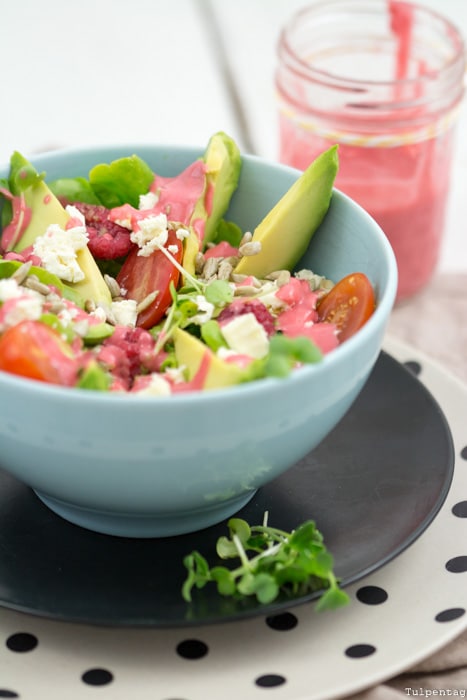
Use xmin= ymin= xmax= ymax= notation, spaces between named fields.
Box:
xmin=276 ymin=0 xmax=465 ymax=301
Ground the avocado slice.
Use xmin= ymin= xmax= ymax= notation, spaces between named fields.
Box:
xmin=181 ymin=132 xmax=242 ymax=275
xmin=201 ymin=131 xmax=242 ymax=247
xmin=5 ymin=152 xmax=112 ymax=308
xmin=173 ymin=327 xmax=244 ymax=390
xmin=234 ymin=146 xmax=338 ymax=278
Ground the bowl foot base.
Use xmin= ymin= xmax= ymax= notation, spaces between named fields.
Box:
xmin=34 ymin=490 xmax=257 ymax=538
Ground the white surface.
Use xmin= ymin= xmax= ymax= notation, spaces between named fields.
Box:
xmin=0 ymin=336 xmax=465 ymax=699
xmin=1 ymin=0 xmax=466 ymax=274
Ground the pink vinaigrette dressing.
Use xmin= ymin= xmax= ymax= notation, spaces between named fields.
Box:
xmin=276 ymin=0 xmax=465 ymax=301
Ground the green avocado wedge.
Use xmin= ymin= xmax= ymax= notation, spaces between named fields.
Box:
xmin=173 ymin=327 xmax=245 ymax=390
xmin=201 ymin=131 xmax=242 ymax=247
xmin=182 ymin=131 xmax=242 ymax=275
xmin=2 ymin=152 xmax=112 ymax=308
xmin=234 ymin=146 xmax=338 ymax=278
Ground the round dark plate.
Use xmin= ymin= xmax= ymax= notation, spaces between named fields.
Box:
xmin=0 ymin=351 xmax=454 ymax=628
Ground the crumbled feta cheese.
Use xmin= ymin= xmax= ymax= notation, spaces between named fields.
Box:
xmin=2 ymin=295 xmax=43 ymax=329
xmin=0 ymin=278 xmax=32 ymax=301
xmin=163 ymin=366 xmax=186 ymax=384
xmin=221 ymin=312 xmax=269 ymax=359
xmin=72 ymin=319 xmax=91 ymax=337
xmin=216 ymin=347 xmax=239 ymax=360
xmin=257 ymin=280 xmax=287 ymax=312
xmin=134 ymin=374 xmax=172 ymax=396
xmin=32 ymin=221 xmax=89 ymax=283
xmin=111 ymin=299 xmax=138 ymax=327
xmin=65 ymin=204 xmax=86 ymax=226
xmin=191 ymin=295 xmax=215 ymax=324
xmin=113 ymin=215 xmax=132 ymax=230
xmin=130 ymin=213 xmax=169 ymax=257
xmin=89 ymin=306 xmax=108 ymax=324
xmin=175 ymin=228 xmax=190 ymax=241
xmin=138 ymin=191 xmax=159 ymax=210
xmin=57 ymin=306 xmax=78 ymax=325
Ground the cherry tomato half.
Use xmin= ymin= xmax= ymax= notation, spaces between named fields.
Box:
xmin=317 ymin=272 xmax=375 ymax=342
xmin=116 ymin=229 xmax=183 ymax=329
xmin=0 ymin=320 xmax=78 ymax=385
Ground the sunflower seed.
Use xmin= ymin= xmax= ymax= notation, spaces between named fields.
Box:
xmin=47 ymin=299 xmax=67 ymax=314
xmin=136 ymin=290 xmax=158 ymax=314
xmin=85 ymin=299 xmax=96 ymax=313
xmin=202 ymin=257 xmax=220 ymax=279
xmin=194 ymin=252 xmax=205 ymax=274
xmin=231 ymin=273 xmax=249 ymax=283
xmin=23 ymin=275 xmax=51 ymax=296
xmin=238 ymin=241 xmax=261 ymax=257
xmin=217 ymin=260 xmax=233 ymax=280
xmin=234 ymin=284 xmax=258 ymax=296
xmin=239 ymin=231 xmax=253 ymax=247
xmin=104 ymin=274 xmax=122 ymax=299
xmin=11 ymin=260 xmax=33 ymax=285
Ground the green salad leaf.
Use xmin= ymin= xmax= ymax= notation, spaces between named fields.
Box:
xmin=210 ymin=219 xmax=243 ymax=247
xmin=8 ymin=151 xmax=45 ymax=195
xmin=89 ymin=155 xmax=155 ymax=208
xmin=48 ymin=177 xmax=101 ymax=205
xmin=182 ymin=513 xmax=350 ymax=611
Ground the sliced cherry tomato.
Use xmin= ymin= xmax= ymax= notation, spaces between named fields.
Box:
xmin=0 ymin=320 xmax=78 ymax=385
xmin=116 ymin=229 xmax=183 ymax=329
xmin=317 ymin=272 xmax=375 ymax=342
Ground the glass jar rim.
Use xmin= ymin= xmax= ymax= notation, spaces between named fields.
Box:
xmin=279 ymin=0 xmax=466 ymax=92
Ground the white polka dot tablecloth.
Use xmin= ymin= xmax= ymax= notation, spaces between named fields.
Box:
xmin=0 ymin=336 xmax=466 ymax=700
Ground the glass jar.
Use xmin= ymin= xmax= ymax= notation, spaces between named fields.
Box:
xmin=276 ymin=0 xmax=465 ymax=301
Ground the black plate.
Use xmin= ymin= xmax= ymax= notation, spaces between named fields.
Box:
xmin=0 ymin=352 xmax=454 ymax=627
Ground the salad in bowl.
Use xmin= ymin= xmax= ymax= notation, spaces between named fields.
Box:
xmin=0 ymin=133 xmax=375 ymax=395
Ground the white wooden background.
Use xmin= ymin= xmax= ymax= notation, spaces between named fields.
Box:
xmin=1 ymin=0 xmax=466 ymax=273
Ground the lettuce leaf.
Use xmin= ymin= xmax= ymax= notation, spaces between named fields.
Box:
xmin=88 ymin=155 xmax=154 ymax=208
xmin=48 ymin=177 xmax=101 ymax=205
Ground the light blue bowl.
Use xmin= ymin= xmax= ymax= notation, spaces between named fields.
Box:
xmin=0 ymin=144 xmax=397 ymax=537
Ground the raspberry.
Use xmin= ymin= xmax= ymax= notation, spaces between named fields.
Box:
xmin=97 ymin=326 xmax=156 ymax=389
xmin=217 ymin=299 xmax=275 ymax=336
xmin=73 ymin=202 xmax=134 ymax=260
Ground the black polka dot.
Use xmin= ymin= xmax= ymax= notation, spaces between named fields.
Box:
xmin=0 ymin=691 xmax=19 ymax=698
xmin=176 ymin=639 xmax=209 ymax=660
xmin=6 ymin=632 xmax=38 ymax=653
xmin=404 ymin=360 xmax=422 ymax=376
xmin=255 ymin=674 xmax=286 ymax=688
xmin=266 ymin=611 xmax=298 ymax=631
xmin=356 ymin=586 xmax=388 ymax=605
xmin=461 ymin=446 xmax=467 ymax=460
xmin=452 ymin=501 xmax=467 ymax=517
xmin=345 ymin=643 xmax=376 ymax=658
xmin=81 ymin=668 xmax=113 ymax=686
xmin=446 ymin=556 xmax=467 ymax=573
xmin=435 ymin=608 xmax=466 ymax=623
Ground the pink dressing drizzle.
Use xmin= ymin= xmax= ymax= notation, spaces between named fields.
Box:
xmin=390 ymin=0 xmax=413 ymax=82
xmin=0 ymin=188 xmax=32 ymax=252
xmin=109 ymin=160 xmax=207 ymax=237
xmin=150 ymin=160 xmax=207 ymax=229
xmin=171 ymin=350 xmax=211 ymax=393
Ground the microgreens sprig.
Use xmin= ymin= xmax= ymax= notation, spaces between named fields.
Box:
xmin=182 ymin=512 xmax=350 ymax=611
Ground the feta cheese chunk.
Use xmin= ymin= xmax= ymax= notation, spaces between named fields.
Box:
xmin=221 ymin=312 xmax=269 ymax=359
xmin=32 ymin=217 xmax=89 ymax=283
xmin=134 ymin=374 xmax=172 ymax=396
xmin=111 ymin=299 xmax=138 ymax=327
xmin=138 ymin=191 xmax=159 ymax=210
xmin=130 ymin=213 xmax=169 ymax=257
xmin=1 ymin=295 xmax=43 ymax=330
xmin=191 ymin=295 xmax=215 ymax=324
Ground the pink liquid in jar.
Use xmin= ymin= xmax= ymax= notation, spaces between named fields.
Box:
xmin=276 ymin=0 xmax=465 ymax=301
